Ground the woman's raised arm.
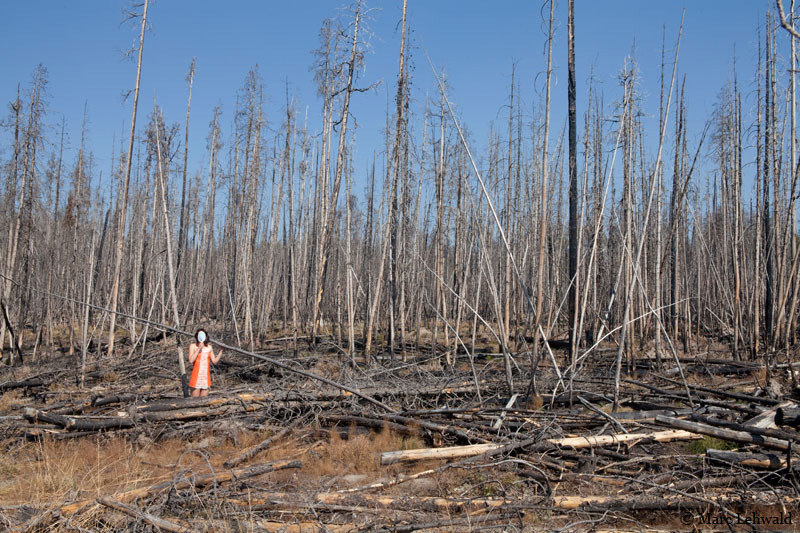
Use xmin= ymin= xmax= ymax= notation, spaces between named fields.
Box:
xmin=188 ymin=343 xmax=199 ymax=364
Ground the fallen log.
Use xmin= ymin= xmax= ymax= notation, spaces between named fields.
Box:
xmin=254 ymin=521 xmax=352 ymax=533
xmin=97 ymin=497 xmax=192 ymax=532
xmin=492 ymin=393 xmax=519 ymax=430
xmin=60 ymin=459 xmax=301 ymax=515
xmin=380 ymin=413 xmax=489 ymax=443
xmin=655 ymin=415 xmax=791 ymax=452
xmin=706 ymin=448 xmax=795 ymax=470
xmin=320 ymin=414 xmax=413 ymax=436
xmin=228 ymin=490 xmax=800 ymax=513
xmin=228 ymin=493 xmax=513 ymax=514
xmin=224 ymin=426 xmax=293 ymax=468
xmin=25 ymin=408 xmax=135 ymax=431
xmin=0 ymin=377 xmax=44 ymax=391
xmin=136 ymin=390 xmax=340 ymax=412
xmin=380 ymin=429 xmax=701 ymax=465
xmin=776 ymin=407 xmax=800 ymax=429
xmin=744 ymin=400 xmax=796 ymax=428
xmin=372 ymin=513 xmax=519 ymax=533
xmin=22 ymin=407 xmax=70 ymax=427
xmin=625 ymin=379 xmax=761 ymax=415
xmin=613 ymin=407 xmax=693 ymax=420
xmin=656 ymin=375 xmax=780 ymax=406
xmin=691 ymin=413 xmax=800 ymax=443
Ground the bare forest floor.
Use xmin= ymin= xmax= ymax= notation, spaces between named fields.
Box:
xmin=1 ymin=328 xmax=800 ymax=532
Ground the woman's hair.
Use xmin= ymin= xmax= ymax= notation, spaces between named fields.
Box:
xmin=195 ymin=328 xmax=209 ymax=346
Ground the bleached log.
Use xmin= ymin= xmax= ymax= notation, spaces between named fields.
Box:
xmin=492 ymin=393 xmax=519 ymax=430
xmin=229 ymin=491 xmax=800 ymax=513
xmin=380 ymin=429 xmax=701 ymax=465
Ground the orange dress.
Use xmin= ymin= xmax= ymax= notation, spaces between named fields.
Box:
xmin=189 ymin=345 xmax=212 ymax=389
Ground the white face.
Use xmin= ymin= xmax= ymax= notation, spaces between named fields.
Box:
xmin=197 ymin=331 xmax=207 ymax=343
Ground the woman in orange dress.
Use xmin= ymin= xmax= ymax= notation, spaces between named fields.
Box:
xmin=188 ymin=328 xmax=221 ymax=397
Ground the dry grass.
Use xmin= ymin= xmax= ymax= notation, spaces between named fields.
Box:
xmin=0 ymin=423 xmax=428 ymax=509
xmin=0 ymin=436 xmax=214 ymax=506
xmin=0 ymin=389 xmax=26 ymax=413
xmin=301 ymin=426 xmax=424 ymax=478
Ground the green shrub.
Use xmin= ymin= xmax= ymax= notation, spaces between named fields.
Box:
xmin=686 ymin=436 xmax=738 ymax=455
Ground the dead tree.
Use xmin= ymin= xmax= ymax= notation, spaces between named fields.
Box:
xmin=108 ymin=0 xmax=148 ymax=357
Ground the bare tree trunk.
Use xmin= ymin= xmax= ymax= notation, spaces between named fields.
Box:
xmin=567 ymin=0 xmax=579 ymax=385
xmin=108 ymin=0 xmax=148 ymax=357
xmin=80 ymin=230 xmax=97 ymax=388
xmin=754 ymin=28 xmax=763 ymax=359
xmin=504 ymin=66 xmax=514 ymax=360
xmin=388 ymin=0 xmax=408 ymax=358
xmin=764 ymin=18 xmax=775 ymax=350
xmin=614 ymin=15 xmax=683 ymax=408
xmin=312 ymin=1 xmax=363 ymax=339
xmin=177 ymin=57 xmax=196 ymax=273
xmin=531 ymin=0 xmax=554 ymax=394
xmin=153 ymin=101 xmax=189 ymax=396
xmin=2 ymin=68 xmax=46 ymax=366
xmin=435 ymin=91 xmax=449 ymax=365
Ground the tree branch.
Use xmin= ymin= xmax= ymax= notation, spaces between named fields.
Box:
xmin=777 ymin=0 xmax=800 ymax=40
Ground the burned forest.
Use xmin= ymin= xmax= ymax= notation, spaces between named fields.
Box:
xmin=4 ymin=1 xmax=800 ymax=531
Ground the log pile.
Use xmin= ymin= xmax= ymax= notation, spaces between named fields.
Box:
xmin=2 ymin=342 xmax=800 ymax=531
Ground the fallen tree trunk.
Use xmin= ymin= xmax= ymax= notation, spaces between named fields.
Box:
xmin=0 ymin=377 xmax=44 ymax=391
xmin=706 ymin=448 xmax=796 ymax=470
xmin=379 ymin=413 xmax=489 ymax=443
xmin=380 ymin=429 xmax=701 ymax=465
xmin=97 ymin=497 xmax=192 ymax=532
xmin=24 ymin=408 xmax=135 ymax=430
xmin=224 ymin=426 xmax=293 ymax=468
xmin=655 ymin=415 xmax=791 ymax=452
xmin=228 ymin=492 xmax=513 ymax=514
xmin=320 ymin=414 xmax=413 ymax=436
xmin=776 ymin=407 xmax=800 ymax=429
xmin=60 ymin=459 xmax=301 ymax=515
xmin=228 ymin=490 xmax=800 ymax=513
xmin=691 ymin=413 xmax=800 ymax=443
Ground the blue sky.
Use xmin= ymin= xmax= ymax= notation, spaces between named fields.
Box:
xmin=0 ymin=1 xmax=777 ymax=203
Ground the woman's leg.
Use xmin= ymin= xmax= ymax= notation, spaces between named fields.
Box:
xmin=191 ymin=388 xmax=200 ymax=397
xmin=200 ymin=389 xmax=209 ymax=397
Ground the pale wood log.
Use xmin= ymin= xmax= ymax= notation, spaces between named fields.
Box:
xmin=380 ymin=429 xmax=700 ymax=465
xmin=255 ymin=521 xmax=352 ymax=533
xmin=745 ymin=400 xmax=795 ymax=428
xmin=492 ymin=393 xmax=519 ymax=430
xmin=230 ymin=491 xmax=800 ymax=513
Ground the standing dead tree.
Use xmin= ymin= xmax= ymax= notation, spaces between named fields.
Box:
xmin=108 ymin=0 xmax=148 ymax=358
